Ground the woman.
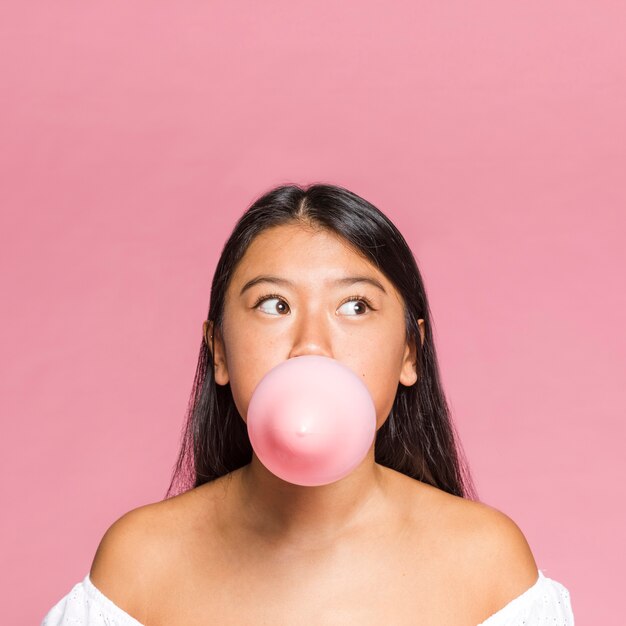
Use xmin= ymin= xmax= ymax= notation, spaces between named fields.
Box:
xmin=42 ymin=183 xmax=574 ymax=625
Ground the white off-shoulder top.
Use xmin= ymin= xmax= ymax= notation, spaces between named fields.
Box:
xmin=41 ymin=568 xmax=574 ymax=625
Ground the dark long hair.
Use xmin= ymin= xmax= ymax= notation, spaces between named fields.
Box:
xmin=165 ymin=183 xmax=478 ymax=501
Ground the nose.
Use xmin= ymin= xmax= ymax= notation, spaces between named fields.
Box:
xmin=287 ymin=308 xmax=333 ymax=360
xmin=289 ymin=344 xmax=330 ymax=359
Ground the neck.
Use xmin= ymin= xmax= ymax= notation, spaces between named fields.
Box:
xmin=231 ymin=444 xmax=389 ymax=550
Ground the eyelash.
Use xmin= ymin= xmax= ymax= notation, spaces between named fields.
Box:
xmin=251 ymin=292 xmax=375 ymax=313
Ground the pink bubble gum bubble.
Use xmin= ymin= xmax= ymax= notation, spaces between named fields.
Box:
xmin=246 ymin=355 xmax=377 ymax=486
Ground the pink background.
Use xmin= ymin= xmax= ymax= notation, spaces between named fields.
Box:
xmin=1 ymin=2 xmax=624 ymax=623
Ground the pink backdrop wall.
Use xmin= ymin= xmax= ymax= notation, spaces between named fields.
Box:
xmin=1 ymin=2 xmax=624 ymax=623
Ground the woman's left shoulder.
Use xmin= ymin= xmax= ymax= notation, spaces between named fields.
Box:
xmin=454 ymin=497 xmax=537 ymax=569
xmin=421 ymin=484 xmax=540 ymax=613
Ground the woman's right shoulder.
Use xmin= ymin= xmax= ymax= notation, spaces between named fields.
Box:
xmin=88 ymin=491 xmax=201 ymax=623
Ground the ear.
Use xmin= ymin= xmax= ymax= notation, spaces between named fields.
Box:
xmin=399 ymin=319 xmax=425 ymax=387
xmin=202 ymin=320 xmax=230 ymax=386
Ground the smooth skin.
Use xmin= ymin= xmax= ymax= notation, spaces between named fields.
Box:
xmin=90 ymin=222 xmax=538 ymax=625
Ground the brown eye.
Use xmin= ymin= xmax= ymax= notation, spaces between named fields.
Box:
xmin=253 ymin=293 xmax=290 ymax=315
xmin=338 ymin=295 xmax=374 ymax=316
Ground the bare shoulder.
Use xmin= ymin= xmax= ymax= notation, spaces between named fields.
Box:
xmin=464 ymin=499 xmax=540 ymax=614
xmin=417 ymin=482 xmax=539 ymax=614
xmin=89 ymin=495 xmax=190 ymax=624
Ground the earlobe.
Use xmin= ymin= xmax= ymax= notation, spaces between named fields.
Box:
xmin=399 ymin=334 xmax=419 ymax=387
xmin=399 ymin=320 xmax=425 ymax=386
xmin=399 ymin=371 xmax=418 ymax=387
xmin=203 ymin=320 xmax=230 ymax=385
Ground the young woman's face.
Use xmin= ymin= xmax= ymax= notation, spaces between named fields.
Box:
xmin=204 ymin=223 xmax=424 ymax=431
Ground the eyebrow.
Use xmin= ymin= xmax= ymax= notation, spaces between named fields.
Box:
xmin=239 ymin=275 xmax=387 ymax=297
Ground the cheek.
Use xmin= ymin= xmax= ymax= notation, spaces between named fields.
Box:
xmin=224 ymin=345 xmax=279 ymax=424
xmin=354 ymin=356 xmax=402 ymax=424
xmin=225 ymin=372 xmax=249 ymax=423
xmin=220 ymin=333 xmax=254 ymax=421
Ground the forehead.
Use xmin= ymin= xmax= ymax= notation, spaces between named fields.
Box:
xmin=232 ymin=223 xmax=383 ymax=283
